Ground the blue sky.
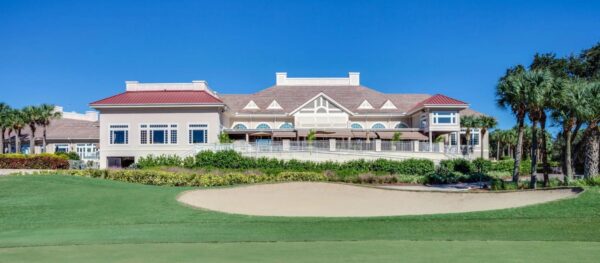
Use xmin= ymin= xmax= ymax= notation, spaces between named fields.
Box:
xmin=1 ymin=0 xmax=599 ymax=130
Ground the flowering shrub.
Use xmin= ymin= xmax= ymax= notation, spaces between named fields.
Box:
xmin=0 ymin=154 xmax=69 ymax=169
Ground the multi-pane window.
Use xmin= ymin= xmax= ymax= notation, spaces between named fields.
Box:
xmin=233 ymin=123 xmax=247 ymax=130
xmin=256 ymin=123 xmax=271 ymax=130
xmin=350 ymin=123 xmax=363 ymax=129
xmin=450 ymin=132 xmax=457 ymax=146
xmin=140 ymin=124 xmax=177 ymax=145
xmin=371 ymin=123 xmax=386 ymax=129
xmin=189 ymin=124 xmax=208 ymax=144
xmin=432 ymin=111 xmax=457 ymax=124
xmin=109 ymin=124 xmax=129 ymax=144
xmin=279 ymin=122 xmax=294 ymax=129
xmin=470 ymin=129 xmax=480 ymax=146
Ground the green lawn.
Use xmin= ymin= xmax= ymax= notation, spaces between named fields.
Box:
xmin=1 ymin=175 xmax=599 ymax=262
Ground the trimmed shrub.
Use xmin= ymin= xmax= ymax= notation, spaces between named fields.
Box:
xmin=54 ymin=152 xmax=80 ymax=160
xmin=0 ymin=154 xmax=69 ymax=169
xmin=472 ymin=158 xmax=492 ymax=173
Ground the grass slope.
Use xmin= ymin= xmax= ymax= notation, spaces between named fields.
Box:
xmin=0 ymin=175 xmax=599 ymax=262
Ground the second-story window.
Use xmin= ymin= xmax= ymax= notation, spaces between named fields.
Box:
xmin=109 ymin=124 xmax=129 ymax=144
xmin=432 ymin=111 xmax=457 ymax=124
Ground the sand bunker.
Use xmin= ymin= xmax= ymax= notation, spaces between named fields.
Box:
xmin=177 ymin=182 xmax=580 ymax=217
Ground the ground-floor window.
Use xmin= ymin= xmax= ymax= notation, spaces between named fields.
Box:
xmin=76 ymin=143 xmax=98 ymax=159
xmin=189 ymin=124 xmax=208 ymax=144
xmin=107 ymin=156 xmax=135 ymax=168
xmin=55 ymin=144 xmax=69 ymax=153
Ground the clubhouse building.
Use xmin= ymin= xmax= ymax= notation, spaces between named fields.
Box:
xmin=91 ymin=72 xmax=488 ymax=168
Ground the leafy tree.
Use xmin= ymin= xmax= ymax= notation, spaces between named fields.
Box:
xmin=475 ymin=116 xmax=498 ymax=160
xmin=0 ymin=103 xmax=11 ymax=154
xmin=460 ymin=115 xmax=477 ymax=157
xmin=37 ymin=104 xmax=62 ymax=153
xmin=21 ymin=106 xmax=42 ymax=154
xmin=7 ymin=109 xmax=26 ymax=153
xmin=218 ymin=132 xmax=233 ymax=144
xmin=496 ymin=65 xmax=529 ymax=183
xmin=580 ymin=81 xmax=600 ymax=178
xmin=392 ymin=132 xmax=402 ymax=142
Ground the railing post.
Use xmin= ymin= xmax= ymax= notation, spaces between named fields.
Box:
xmin=438 ymin=142 xmax=444 ymax=153
xmin=329 ymin=139 xmax=336 ymax=151
xmin=413 ymin=140 xmax=419 ymax=152
xmin=375 ymin=139 xmax=381 ymax=152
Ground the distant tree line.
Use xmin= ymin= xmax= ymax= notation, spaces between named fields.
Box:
xmin=0 ymin=103 xmax=62 ymax=154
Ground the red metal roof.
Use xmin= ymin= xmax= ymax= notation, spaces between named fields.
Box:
xmin=408 ymin=94 xmax=468 ymax=112
xmin=90 ymin=90 xmax=223 ymax=106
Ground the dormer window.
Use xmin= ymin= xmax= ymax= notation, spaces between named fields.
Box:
xmin=267 ymin=100 xmax=282 ymax=110
xmin=380 ymin=100 xmax=397 ymax=109
xmin=243 ymin=100 xmax=260 ymax=110
xmin=358 ymin=100 xmax=374 ymax=109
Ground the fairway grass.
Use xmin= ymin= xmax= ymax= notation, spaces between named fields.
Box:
xmin=1 ymin=240 xmax=599 ymax=263
xmin=1 ymin=175 xmax=599 ymax=262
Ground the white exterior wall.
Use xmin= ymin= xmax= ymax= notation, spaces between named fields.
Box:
xmin=348 ymin=117 xmax=412 ymax=129
xmin=98 ymin=107 xmax=222 ymax=168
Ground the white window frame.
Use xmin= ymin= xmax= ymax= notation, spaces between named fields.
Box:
xmin=350 ymin=122 xmax=363 ymax=129
xmin=232 ymin=123 xmax=248 ymax=130
xmin=255 ymin=123 xmax=272 ymax=130
xmin=432 ymin=111 xmax=457 ymax=125
xmin=188 ymin=123 xmax=209 ymax=145
xmin=279 ymin=122 xmax=294 ymax=129
xmin=139 ymin=123 xmax=178 ymax=145
xmin=109 ymin=124 xmax=129 ymax=145
xmin=394 ymin=122 xmax=409 ymax=129
xmin=371 ymin=123 xmax=387 ymax=129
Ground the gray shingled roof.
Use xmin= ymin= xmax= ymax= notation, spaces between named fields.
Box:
xmin=221 ymin=85 xmax=431 ymax=114
xmin=12 ymin=118 xmax=99 ymax=141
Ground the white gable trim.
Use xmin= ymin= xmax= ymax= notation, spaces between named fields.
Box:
xmin=380 ymin=100 xmax=397 ymax=109
xmin=267 ymin=100 xmax=282 ymax=110
xmin=289 ymin=92 xmax=355 ymax=115
xmin=358 ymin=100 xmax=374 ymax=109
xmin=243 ymin=100 xmax=260 ymax=110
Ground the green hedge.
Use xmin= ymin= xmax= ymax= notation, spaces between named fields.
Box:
xmin=0 ymin=154 xmax=69 ymax=169
xmin=137 ymin=150 xmax=435 ymax=176
xmin=54 ymin=169 xmax=327 ymax=187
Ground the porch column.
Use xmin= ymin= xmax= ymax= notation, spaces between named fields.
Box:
xmin=457 ymin=131 xmax=461 ymax=154
xmin=375 ymin=139 xmax=381 ymax=152
xmin=329 ymin=139 xmax=336 ymax=151
xmin=438 ymin=141 xmax=444 ymax=153
xmin=428 ymin=130 xmax=433 ymax=152
xmin=412 ymin=140 xmax=419 ymax=152
xmin=283 ymin=139 xmax=290 ymax=151
xmin=245 ymin=133 xmax=249 ymax=143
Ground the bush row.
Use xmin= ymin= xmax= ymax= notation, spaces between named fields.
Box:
xmin=0 ymin=154 xmax=69 ymax=169
xmin=137 ymin=150 xmax=436 ymax=176
xmin=438 ymin=158 xmax=547 ymax=175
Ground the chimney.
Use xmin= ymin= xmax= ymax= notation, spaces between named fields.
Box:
xmin=276 ymin=72 xmax=287 ymax=85
xmin=125 ymin=81 xmax=139 ymax=91
xmin=348 ymin=72 xmax=360 ymax=86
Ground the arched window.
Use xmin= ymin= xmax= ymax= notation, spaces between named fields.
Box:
xmin=233 ymin=123 xmax=247 ymax=130
xmin=316 ymin=107 xmax=327 ymax=114
xmin=256 ymin=123 xmax=271 ymax=130
xmin=394 ymin=122 xmax=408 ymax=129
xmin=279 ymin=122 xmax=294 ymax=129
xmin=350 ymin=123 xmax=363 ymax=129
xmin=371 ymin=123 xmax=386 ymax=129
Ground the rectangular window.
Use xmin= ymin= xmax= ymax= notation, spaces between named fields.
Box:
xmin=450 ymin=132 xmax=457 ymax=146
xmin=140 ymin=124 xmax=176 ymax=145
xmin=55 ymin=144 xmax=69 ymax=153
xmin=109 ymin=124 xmax=129 ymax=144
xmin=189 ymin=124 xmax=208 ymax=144
xmin=470 ymin=129 xmax=480 ymax=146
xmin=432 ymin=111 xmax=457 ymax=124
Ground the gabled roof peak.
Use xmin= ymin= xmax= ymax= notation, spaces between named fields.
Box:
xmin=243 ymin=100 xmax=260 ymax=110
xmin=357 ymin=100 xmax=374 ymax=110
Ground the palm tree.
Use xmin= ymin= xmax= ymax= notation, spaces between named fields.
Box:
xmin=475 ymin=116 xmax=498 ymax=160
xmin=550 ymin=78 xmax=587 ymax=184
xmin=7 ymin=109 xmax=26 ymax=154
xmin=523 ymin=70 xmax=554 ymax=188
xmin=37 ymin=104 xmax=62 ymax=153
xmin=496 ymin=65 xmax=528 ymax=183
xmin=21 ymin=106 xmax=42 ymax=154
xmin=0 ymin=103 xmax=11 ymax=154
xmin=580 ymin=81 xmax=600 ymax=178
xmin=460 ymin=115 xmax=477 ymax=157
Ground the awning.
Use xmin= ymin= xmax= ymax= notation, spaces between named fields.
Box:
xmin=249 ymin=132 xmax=272 ymax=137
xmin=272 ymin=131 xmax=297 ymax=138
xmin=351 ymin=131 xmax=377 ymax=139
xmin=315 ymin=129 xmax=353 ymax=138
xmin=376 ymin=131 xmax=428 ymax=140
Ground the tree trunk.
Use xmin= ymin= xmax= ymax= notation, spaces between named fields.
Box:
xmin=481 ymin=129 xmax=486 ymax=160
xmin=15 ymin=130 xmax=21 ymax=154
xmin=0 ymin=129 xmax=4 ymax=154
xmin=583 ymin=124 xmax=599 ymax=178
xmin=513 ymin=116 xmax=525 ymax=183
xmin=564 ymin=129 xmax=573 ymax=185
xmin=540 ymin=114 xmax=549 ymax=187
xmin=29 ymin=125 xmax=36 ymax=154
xmin=530 ymin=120 xmax=538 ymax=189
xmin=496 ymin=141 xmax=500 ymax=160
xmin=42 ymin=125 xmax=48 ymax=153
